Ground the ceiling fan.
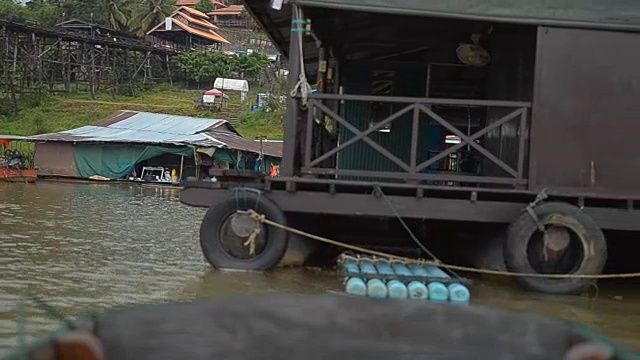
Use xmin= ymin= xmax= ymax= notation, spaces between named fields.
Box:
xmin=456 ymin=32 xmax=491 ymax=67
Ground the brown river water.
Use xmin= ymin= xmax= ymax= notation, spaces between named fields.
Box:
xmin=0 ymin=181 xmax=639 ymax=356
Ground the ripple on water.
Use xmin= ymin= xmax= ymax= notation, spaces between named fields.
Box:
xmin=0 ymin=182 xmax=211 ymax=355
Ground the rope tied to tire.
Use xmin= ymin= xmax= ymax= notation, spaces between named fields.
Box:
xmin=243 ymin=225 xmax=261 ymax=256
xmin=245 ymin=209 xmax=640 ymax=280
xmin=524 ymin=188 xmax=548 ymax=233
xmin=524 ymin=188 xmax=554 ymax=261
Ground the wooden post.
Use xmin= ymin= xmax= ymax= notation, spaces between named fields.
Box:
xmin=179 ymin=155 xmax=185 ymax=181
xmin=10 ymin=33 xmax=18 ymax=113
xmin=166 ymin=54 xmax=173 ymax=85
xmin=124 ymin=48 xmax=133 ymax=95
xmin=312 ymin=46 xmax=328 ymax=163
xmin=90 ymin=43 xmax=96 ymax=99
xmin=65 ymin=40 xmax=71 ymax=95
xmin=281 ymin=4 xmax=303 ymax=177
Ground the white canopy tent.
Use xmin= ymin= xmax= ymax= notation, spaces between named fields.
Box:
xmin=213 ymin=78 xmax=250 ymax=101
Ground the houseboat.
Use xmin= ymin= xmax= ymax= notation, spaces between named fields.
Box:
xmin=180 ymin=1 xmax=640 ymax=295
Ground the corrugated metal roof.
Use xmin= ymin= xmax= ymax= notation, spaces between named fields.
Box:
xmin=92 ymin=110 xmax=136 ymax=127
xmin=106 ymin=111 xmax=222 ymax=134
xmin=33 ymin=111 xmax=225 ymax=146
xmin=212 ymin=131 xmax=282 ymax=157
xmin=0 ymin=135 xmax=35 ymax=141
xmin=50 ymin=125 xmax=221 ymax=146
xmin=31 ymin=111 xmax=282 ymax=158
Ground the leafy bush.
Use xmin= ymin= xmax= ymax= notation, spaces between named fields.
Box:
xmin=194 ymin=0 xmax=214 ymax=13
xmin=177 ymin=51 xmax=271 ymax=87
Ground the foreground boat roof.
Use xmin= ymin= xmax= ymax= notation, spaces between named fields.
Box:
xmin=3 ymin=294 xmax=637 ymax=360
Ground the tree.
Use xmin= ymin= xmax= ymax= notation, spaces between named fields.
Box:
xmin=128 ymin=0 xmax=176 ymax=37
xmin=0 ymin=0 xmax=28 ymax=21
xmin=194 ymin=0 xmax=213 ymax=13
xmin=236 ymin=52 xmax=270 ymax=78
xmin=102 ymin=0 xmax=129 ymax=30
xmin=2 ymin=0 xmax=130 ymax=28
xmin=177 ymin=51 xmax=272 ymax=87
xmin=55 ymin=0 xmax=105 ymax=24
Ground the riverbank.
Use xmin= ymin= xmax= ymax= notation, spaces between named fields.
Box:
xmin=0 ymin=85 xmax=284 ymax=141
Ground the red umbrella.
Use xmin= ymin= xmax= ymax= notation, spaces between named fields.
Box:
xmin=205 ymin=88 xmax=225 ymax=97
xmin=204 ymin=88 xmax=230 ymax=100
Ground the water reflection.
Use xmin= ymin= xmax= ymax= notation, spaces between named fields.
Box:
xmin=0 ymin=181 xmax=638 ymax=356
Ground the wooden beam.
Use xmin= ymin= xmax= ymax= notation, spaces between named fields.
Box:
xmin=180 ymin=187 xmax=525 ymax=223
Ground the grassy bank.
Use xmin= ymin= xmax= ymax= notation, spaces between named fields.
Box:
xmin=0 ymin=85 xmax=284 ymax=140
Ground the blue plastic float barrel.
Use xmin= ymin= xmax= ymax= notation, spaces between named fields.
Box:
xmin=375 ymin=260 xmax=408 ymax=298
xmin=342 ymin=258 xmax=360 ymax=275
xmin=359 ymin=260 xmax=377 ymax=275
xmin=424 ymin=266 xmax=471 ymax=304
xmin=448 ymin=283 xmax=471 ymax=304
xmin=341 ymin=257 xmax=471 ymax=303
xmin=407 ymin=263 xmax=430 ymax=278
xmin=408 ymin=263 xmax=448 ymax=301
xmin=342 ymin=258 xmax=368 ymax=297
xmin=423 ymin=265 xmax=450 ymax=302
xmin=390 ymin=262 xmax=413 ymax=277
xmin=427 ymin=282 xmax=449 ymax=302
xmin=366 ymin=279 xmax=388 ymax=298
xmin=386 ymin=280 xmax=408 ymax=299
xmin=407 ymin=281 xmax=429 ymax=300
xmin=393 ymin=262 xmax=428 ymax=300
xmin=360 ymin=259 xmax=387 ymax=298
xmin=345 ymin=277 xmax=367 ymax=296
xmin=424 ymin=266 xmax=450 ymax=279
xmin=374 ymin=259 xmax=395 ymax=275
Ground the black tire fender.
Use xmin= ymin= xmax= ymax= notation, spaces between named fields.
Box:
xmin=199 ymin=190 xmax=289 ymax=271
xmin=504 ymin=202 xmax=607 ymax=295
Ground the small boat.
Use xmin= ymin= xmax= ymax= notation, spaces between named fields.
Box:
xmin=0 ymin=168 xmax=37 ymax=183
xmin=0 ymin=147 xmax=37 ymax=183
xmin=2 ymin=294 xmax=636 ymax=360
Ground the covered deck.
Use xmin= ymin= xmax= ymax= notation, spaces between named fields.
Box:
xmin=242 ymin=0 xmax=640 ymax=197
xmin=272 ymin=6 xmax=536 ymax=190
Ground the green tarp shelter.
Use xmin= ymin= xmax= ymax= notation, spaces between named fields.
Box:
xmin=72 ymin=144 xmax=280 ymax=179
xmin=72 ymin=144 xmax=242 ymax=179
xmin=73 ymin=144 xmax=194 ymax=179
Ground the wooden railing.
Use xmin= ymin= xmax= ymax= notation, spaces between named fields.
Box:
xmin=301 ymin=93 xmax=531 ymax=187
xmin=215 ymin=19 xmax=250 ymax=27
